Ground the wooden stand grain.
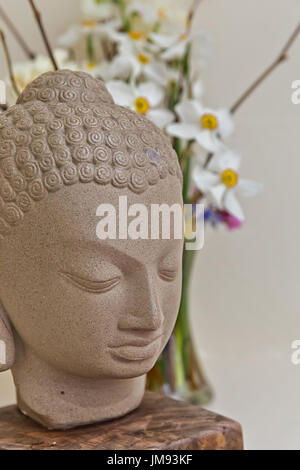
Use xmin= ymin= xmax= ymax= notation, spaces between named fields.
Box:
xmin=0 ymin=392 xmax=243 ymax=450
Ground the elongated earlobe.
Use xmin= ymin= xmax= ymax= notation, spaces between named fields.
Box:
xmin=0 ymin=301 xmax=15 ymax=372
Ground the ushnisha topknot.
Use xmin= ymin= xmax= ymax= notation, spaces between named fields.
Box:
xmin=0 ymin=70 xmax=182 ymax=239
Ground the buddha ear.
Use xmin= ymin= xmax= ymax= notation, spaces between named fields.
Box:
xmin=0 ymin=301 xmax=15 ymax=372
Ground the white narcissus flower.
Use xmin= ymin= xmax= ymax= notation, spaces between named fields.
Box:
xmin=57 ymin=18 xmax=121 ymax=49
xmin=79 ymin=60 xmax=102 ymax=77
xmin=150 ymin=31 xmax=207 ymax=62
xmin=149 ymin=0 xmax=187 ymax=28
xmin=110 ymin=29 xmax=150 ymax=53
xmin=193 ymin=150 xmax=262 ymax=221
xmin=140 ymin=60 xmax=179 ymax=87
xmin=105 ymin=30 xmax=163 ymax=82
xmin=80 ymin=0 xmax=118 ymax=21
xmin=167 ymin=100 xmax=234 ymax=152
xmin=98 ymin=33 xmax=150 ymax=81
xmin=98 ymin=47 xmax=178 ymax=86
xmin=192 ymin=78 xmax=204 ymax=100
xmin=127 ymin=1 xmax=161 ymax=27
xmin=97 ymin=56 xmax=132 ymax=81
xmin=180 ymin=77 xmax=204 ymax=103
xmin=126 ymin=1 xmax=180 ymax=34
xmin=106 ymin=30 xmax=151 ymax=74
xmin=96 ymin=30 xmax=146 ymax=81
xmin=106 ymin=80 xmax=174 ymax=129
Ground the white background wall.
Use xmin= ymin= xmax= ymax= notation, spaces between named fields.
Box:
xmin=189 ymin=0 xmax=300 ymax=450
xmin=0 ymin=0 xmax=300 ymax=450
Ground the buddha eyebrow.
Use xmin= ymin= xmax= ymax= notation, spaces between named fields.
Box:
xmin=63 ymin=239 xmax=147 ymax=269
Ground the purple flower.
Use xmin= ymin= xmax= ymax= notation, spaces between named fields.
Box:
xmin=204 ymin=208 xmax=222 ymax=227
xmin=218 ymin=210 xmax=242 ymax=230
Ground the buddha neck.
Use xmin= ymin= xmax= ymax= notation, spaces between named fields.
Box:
xmin=11 ymin=341 xmax=146 ymax=430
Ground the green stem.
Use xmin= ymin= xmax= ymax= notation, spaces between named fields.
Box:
xmin=180 ymin=140 xmax=194 ymax=171
xmin=182 ymin=155 xmax=191 ymax=204
xmin=175 ymin=249 xmax=196 ymax=372
xmin=174 ymin=138 xmax=182 ymax=159
xmin=176 ymin=146 xmax=197 ymax=380
xmin=114 ymin=0 xmax=130 ymax=31
xmin=86 ymin=33 xmax=94 ymax=62
xmin=169 ymin=80 xmax=181 ymax=112
xmin=174 ymin=327 xmax=185 ymax=388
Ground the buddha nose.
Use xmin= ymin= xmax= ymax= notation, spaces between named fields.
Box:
xmin=118 ymin=274 xmax=163 ymax=332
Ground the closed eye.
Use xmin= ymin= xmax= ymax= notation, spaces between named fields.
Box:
xmin=61 ymin=272 xmax=121 ymax=293
xmin=159 ymin=269 xmax=178 ymax=282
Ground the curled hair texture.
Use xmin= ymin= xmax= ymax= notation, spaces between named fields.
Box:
xmin=0 ymin=70 xmax=182 ymax=239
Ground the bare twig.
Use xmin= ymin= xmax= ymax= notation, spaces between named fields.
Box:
xmin=203 ymin=152 xmax=213 ymax=169
xmin=0 ymin=29 xmax=20 ymax=97
xmin=28 ymin=0 xmax=58 ymax=70
xmin=230 ymin=22 xmax=300 ymax=114
xmin=180 ymin=140 xmax=194 ymax=170
xmin=0 ymin=5 xmax=36 ymax=59
xmin=187 ymin=0 xmax=202 ymax=31
xmin=200 ymin=22 xmax=300 ymax=173
xmin=174 ymin=0 xmax=203 ymax=116
xmin=189 ymin=21 xmax=300 ymax=204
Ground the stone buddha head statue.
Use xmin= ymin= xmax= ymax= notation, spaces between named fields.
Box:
xmin=0 ymin=70 xmax=183 ymax=429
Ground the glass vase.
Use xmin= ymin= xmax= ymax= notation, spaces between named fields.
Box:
xmin=147 ymin=250 xmax=213 ymax=406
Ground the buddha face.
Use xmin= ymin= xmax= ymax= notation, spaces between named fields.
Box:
xmin=0 ymin=179 xmax=183 ymax=379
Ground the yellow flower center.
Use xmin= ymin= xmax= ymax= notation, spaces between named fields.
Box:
xmin=87 ymin=62 xmax=96 ymax=69
xmin=17 ymin=77 xmax=28 ymax=91
xmin=129 ymin=30 xmax=144 ymax=40
xmin=81 ymin=20 xmax=96 ymax=28
xmin=180 ymin=32 xmax=187 ymax=41
xmin=134 ymin=97 xmax=150 ymax=114
xmin=221 ymin=169 xmax=238 ymax=188
xmin=137 ymin=53 xmax=150 ymax=64
xmin=158 ymin=8 xmax=167 ymax=21
xmin=201 ymin=113 xmax=219 ymax=130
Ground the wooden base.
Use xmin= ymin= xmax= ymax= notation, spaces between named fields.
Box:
xmin=0 ymin=392 xmax=243 ymax=450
